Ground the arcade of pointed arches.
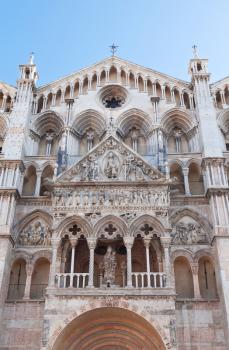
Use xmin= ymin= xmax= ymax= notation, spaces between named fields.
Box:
xmin=7 ymin=211 xmax=218 ymax=301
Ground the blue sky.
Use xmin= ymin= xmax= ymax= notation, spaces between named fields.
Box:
xmin=1 ymin=0 xmax=229 ymax=86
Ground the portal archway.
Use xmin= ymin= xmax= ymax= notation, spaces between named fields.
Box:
xmin=52 ymin=307 xmax=167 ymax=350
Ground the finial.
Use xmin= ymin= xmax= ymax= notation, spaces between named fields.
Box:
xmin=29 ymin=52 xmax=35 ymax=64
xmin=109 ymin=43 xmax=118 ymax=56
xmin=192 ymin=45 xmax=199 ymax=58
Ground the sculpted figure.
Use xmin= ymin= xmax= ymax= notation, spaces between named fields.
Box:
xmin=104 ymin=152 xmax=119 ymax=178
xmin=103 ymin=245 xmax=117 ymax=285
xmin=18 ymin=221 xmax=51 ymax=246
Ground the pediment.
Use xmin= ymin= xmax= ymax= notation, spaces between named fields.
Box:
xmin=57 ymin=135 xmax=165 ymax=183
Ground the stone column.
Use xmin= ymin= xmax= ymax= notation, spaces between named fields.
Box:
xmin=35 ymin=170 xmax=42 ymax=197
xmin=49 ymin=239 xmax=59 ymax=287
xmin=87 ymin=238 xmax=96 ymax=288
xmin=144 ymin=238 xmax=151 ymax=287
xmin=161 ymin=237 xmax=172 ymax=287
xmin=182 ymin=167 xmax=191 ymax=196
xmin=124 ymin=237 xmax=134 ymax=287
xmin=70 ymin=239 xmax=77 ymax=287
xmin=191 ymin=263 xmax=201 ymax=299
xmin=23 ymin=263 xmax=33 ymax=299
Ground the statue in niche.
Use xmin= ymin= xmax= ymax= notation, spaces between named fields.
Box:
xmin=104 ymin=152 xmax=119 ymax=179
xmin=18 ymin=221 xmax=51 ymax=246
xmin=45 ymin=129 xmax=55 ymax=156
xmin=86 ymin=130 xmax=94 ymax=151
xmin=103 ymin=245 xmax=117 ymax=286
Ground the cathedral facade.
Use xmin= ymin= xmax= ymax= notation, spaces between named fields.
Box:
xmin=0 ymin=52 xmax=229 ymax=349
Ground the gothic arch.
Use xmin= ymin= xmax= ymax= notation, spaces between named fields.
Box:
xmin=161 ymin=108 xmax=196 ymax=134
xmin=170 ymin=207 xmax=213 ymax=236
xmin=117 ymin=108 xmax=152 ymax=136
xmin=55 ymin=215 xmax=93 ymax=239
xmin=13 ymin=209 xmax=52 ymax=239
xmin=130 ymin=214 xmax=166 ymax=238
xmin=49 ymin=304 xmax=169 ymax=350
xmin=32 ymin=111 xmax=64 ymax=136
xmin=72 ymin=109 xmax=105 ymax=136
xmin=217 ymin=108 xmax=229 ymax=133
xmin=93 ymin=215 xmax=128 ymax=239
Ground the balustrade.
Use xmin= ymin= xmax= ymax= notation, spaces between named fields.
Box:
xmin=54 ymin=272 xmax=166 ymax=289
xmin=132 ymin=272 xmax=166 ymax=288
xmin=55 ymin=273 xmax=89 ymax=288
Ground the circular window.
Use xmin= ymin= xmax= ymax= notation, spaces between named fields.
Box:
xmin=99 ymin=85 xmax=128 ymax=109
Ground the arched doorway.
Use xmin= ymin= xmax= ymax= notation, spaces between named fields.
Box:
xmin=52 ymin=307 xmax=166 ymax=350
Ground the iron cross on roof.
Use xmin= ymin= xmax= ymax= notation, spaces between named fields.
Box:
xmin=110 ymin=43 xmax=119 ymax=56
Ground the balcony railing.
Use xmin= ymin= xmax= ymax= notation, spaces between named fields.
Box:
xmin=55 ymin=273 xmax=89 ymax=288
xmin=54 ymin=272 xmax=166 ymax=289
xmin=132 ymin=272 xmax=166 ymax=288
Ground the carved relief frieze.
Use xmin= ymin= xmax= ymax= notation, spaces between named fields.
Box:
xmin=17 ymin=220 xmax=52 ymax=246
xmin=171 ymin=221 xmax=208 ymax=245
xmin=52 ymin=186 xmax=170 ymax=211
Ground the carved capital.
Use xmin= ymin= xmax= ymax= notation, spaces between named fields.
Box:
xmin=143 ymin=238 xmax=151 ymax=248
xmin=191 ymin=263 xmax=199 ymax=275
xmin=124 ymin=236 xmax=134 ymax=249
xmin=70 ymin=238 xmax=78 ymax=248
xmin=87 ymin=238 xmax=97 ymax=250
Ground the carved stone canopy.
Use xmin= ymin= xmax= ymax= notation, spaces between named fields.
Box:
xmin=57 ymin=135 xmax=165 ymax=183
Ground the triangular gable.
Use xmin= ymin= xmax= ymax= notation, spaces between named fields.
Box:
xmin=37 ymin=55 xmax=190 ymax=92
xmin=57 ymin=134 xmax=165 ymax=183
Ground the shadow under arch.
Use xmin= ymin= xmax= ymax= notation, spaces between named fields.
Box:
xmin=51 ymin=307 xmax=168 ymax=350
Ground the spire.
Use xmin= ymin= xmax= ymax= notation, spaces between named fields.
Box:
xmin=29 ymin=52 xmax=34 ymax=65
xmin=192 ymin=45 xmax=199 ymax=58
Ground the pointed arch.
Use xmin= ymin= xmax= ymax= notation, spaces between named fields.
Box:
xmin=93 ymin=215 xmax=128 ymax=239
xmin=161 ymin=108 xmax=196 ymax=134
xmin=55 ymin=215 xmax=93 ymax=238
xmin=32 ymin=111 xmax=64 ymax=136
xmin=72 ymin=109 xmax=106 ymax=136
xmin=130 ymin=214 xmax=165 ymax=237
xmin=117 ymin=108 xmax=152 ymax=136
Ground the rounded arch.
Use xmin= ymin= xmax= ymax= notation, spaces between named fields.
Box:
xmin=130 ymin=214 xmax=165 ymax=238
xmin=55 ymin=214 xmax=93 ymax=238
xmin=51 ymin=306 xmax=168 ymax=350
xmin=117 ymin=108 xmax=151 ymax=136
xmin=174 ymin=255 xmax=194 ymax=298
xmin=31 ymin=250 xmax=52 ymax=265
xmin=72 ymin=109 xmax=106 ymax=136
xmin=171 ymin=249 xmax=194 ymax=265
xmin=93 ymin=215 xmax=128 ymax=239
xmin=22 ymin=165 xmax=37 ymax=196
xmin=161 ymin=108 xmax=195 ymax=134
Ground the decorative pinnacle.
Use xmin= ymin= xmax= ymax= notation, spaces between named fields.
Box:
xmin=109 ymin=43 xmax=118 ymax=56
xmin=29 ymin=52 xmax=35 ymax=65
xmin=192 ymin=45 xmax=199 ymax=58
